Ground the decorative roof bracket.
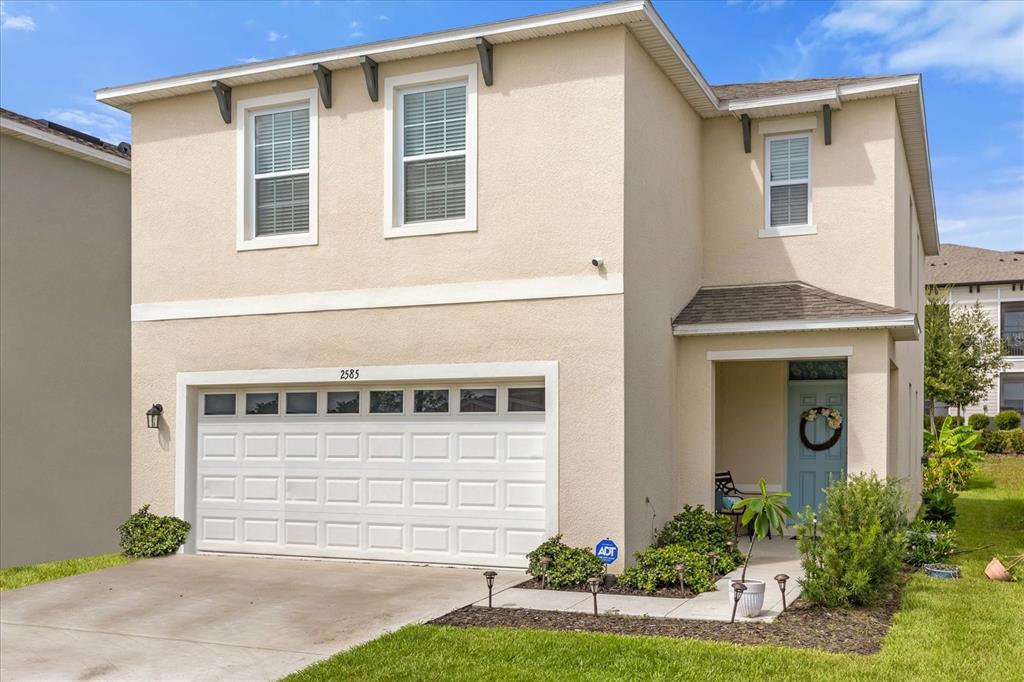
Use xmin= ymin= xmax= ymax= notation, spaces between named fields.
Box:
xmin=360 ymin=56 xmax=379 ymax=102
xmin=741 ymin=113 xmax=751 ymax=153
xmin=823 ymin=104 xmax=832 ymax=145
xmin=211 ymin=81 xmax=231 ymax=124
xmin=313 ymin=64 xmax=332 ymax=108
xmin=476 ymin=37 xmax=493 ymax=86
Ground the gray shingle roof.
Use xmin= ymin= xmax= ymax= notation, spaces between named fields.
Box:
xmin=925 ymin=243 xmax=1024 ymax=286
xmin=0 ymin=107 xmax=131 ymax=160
xmin=711 ymin=75 xmax=915 ymax=102
xmin=673 ymin=282 xmax=911 ymax=327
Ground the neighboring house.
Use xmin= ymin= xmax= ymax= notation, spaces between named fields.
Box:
xmin=96 ymin=0 xmax=935 ymax=569
xmin=925 ymin=243 xmax=1024 ymax=418
xmin=0 ymin=109 xmax=131 ymax=567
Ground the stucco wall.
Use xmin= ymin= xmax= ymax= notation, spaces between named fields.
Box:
xmin=714 ymin=361 xmax=788 ymax=488
xmin=0 ymin=134 xmax=131 ymax=567
xmin=129 ymin=27 xmax=626 ymax=305
xmin=701 ymin=98 xmax=898 ymax=308
xmin=621 ymin=32 xmax=703 ymax=557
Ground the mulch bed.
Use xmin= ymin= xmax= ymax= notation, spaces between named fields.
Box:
xmin=430 ymin=573 xmax=909 ymax=655
xmin=515 ymin=576 xmax=699 ymax=599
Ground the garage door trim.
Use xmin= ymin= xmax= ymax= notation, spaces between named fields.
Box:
xmin=174 ymin=361 xmax=559 ymax=557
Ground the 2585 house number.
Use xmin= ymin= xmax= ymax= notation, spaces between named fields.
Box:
xmin=338 ymin=368 xmax=360 ymax=380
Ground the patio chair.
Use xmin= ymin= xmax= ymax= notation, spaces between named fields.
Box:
xmin=714 ymin=471 xmax=764 ymax=539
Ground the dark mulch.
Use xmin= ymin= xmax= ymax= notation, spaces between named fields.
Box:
xmin=431 ymin=574 xmax=908 ymax=655
xmin=515 ymin=576 xmax=699 ymax=599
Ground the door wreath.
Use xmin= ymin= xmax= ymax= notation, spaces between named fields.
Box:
xmin=799 ymin=407 xmax=843 ymax=451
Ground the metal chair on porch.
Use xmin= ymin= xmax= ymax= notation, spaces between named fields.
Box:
xmin=714 ymin=471 xmax=761 ymax=539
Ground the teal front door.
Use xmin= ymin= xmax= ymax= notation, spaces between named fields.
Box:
xmin=787 ymin=379 xmax=847 ymax=515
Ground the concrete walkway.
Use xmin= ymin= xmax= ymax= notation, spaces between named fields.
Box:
xmin=475 ymin=536 xmax=802 ymax=623
xmin=0 ymin=554 xmax=520 ymax=681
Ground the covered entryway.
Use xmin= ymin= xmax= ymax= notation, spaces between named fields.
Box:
xmin=184 ymin=364 xmax=558 ymax=569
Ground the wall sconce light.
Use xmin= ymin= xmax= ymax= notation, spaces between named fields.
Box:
xmin=587 ymin=576 xmax=601 ymax=615
xmin=483 ymin=570 xmax=497 ymax=608
xmin=146 ymin=404 xmax=163 ymax=429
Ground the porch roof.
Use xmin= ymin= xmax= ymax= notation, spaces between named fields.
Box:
xmin=672 ymin=281 xmax=919 ymax=341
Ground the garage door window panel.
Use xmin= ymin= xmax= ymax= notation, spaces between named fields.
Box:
xmin=246 ymin=392 xmax=279 ymax=415
xmin=370 ymin=389 xmax=405 ymax=414
xmin=204 ymin=393 xmax=237 ymax=416
xmin=286 ymin=391 xmax=318 ymax=415
xmin=459 ymin=388 xmax=497 ymax=413
xmin=508 ymin=387 xmax=545 ymax=413
xmin=327 ymin=391 xmax=360 ymax=414
xmin=414 ymin=389 xmax=450 ymax=414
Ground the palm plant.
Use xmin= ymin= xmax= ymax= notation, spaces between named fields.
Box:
xmin=731 ymin=479 xmax=793 ymax=581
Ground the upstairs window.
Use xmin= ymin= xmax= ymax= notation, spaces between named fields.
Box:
xmin=385 ymin=65 xmax=477 ymax=238
xmin=764 ymin=134 xmax=812 ymax=232
xmin=237 ymin=90 xmax=318 ymax=250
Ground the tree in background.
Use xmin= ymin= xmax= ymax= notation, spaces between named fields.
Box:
xmin=924 ymin=286 xmax=1006 ymax=430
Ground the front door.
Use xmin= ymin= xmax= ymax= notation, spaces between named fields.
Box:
xmin=787 ymin=378 xmax=847 ymax=515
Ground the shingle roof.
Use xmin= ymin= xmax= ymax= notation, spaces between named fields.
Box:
xmin=925 ymin=244 xmax=1024 ymax=286
xmin=673 ymin=282 xmax=911 ymax=327
xmin=0 ymin=108 xmax=130 ymax=160
xmin=711 ymin=75 xmax=915 ymax=102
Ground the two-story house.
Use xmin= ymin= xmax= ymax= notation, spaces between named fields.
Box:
xmin=926 ymin=244 xmax=1024 ymax=418
xmin=97 ymin=0 xmax=936 ymax=569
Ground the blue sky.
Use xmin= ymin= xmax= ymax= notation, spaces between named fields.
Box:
xmin=2 ymin=0 xmax=1022 ymax=249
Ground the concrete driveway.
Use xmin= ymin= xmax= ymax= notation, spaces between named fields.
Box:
xmin=0 ymin=554 xmax=521 ymax=681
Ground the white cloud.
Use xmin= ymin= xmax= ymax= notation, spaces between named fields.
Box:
xmin=937 ymin=168 xmax=1024 ymax=249
xmin=44 ymin=107 xmax=131 ymax=143
xmin=266 ymin=30 xmax=286 ymax=42
xmin=237 ymin=56 xmax=262 ymax=63
xmin=349 ymin=31 xmax=363 ymax=38
xmin=1 ymin=2 xmax=36 ymax=30
xmin=726 ymin=0 xmax=788 ymax=11
xmin=377 ymin=15 xmax=389 ymax=21
xmin=820 ymin=1 xmax=1024 ymax=83
xmin=349 ymin=20 xmax=360 ymax=29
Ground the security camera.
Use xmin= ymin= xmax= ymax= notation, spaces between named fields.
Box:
xmin=591 ymin=257 xmax=604 ymax=268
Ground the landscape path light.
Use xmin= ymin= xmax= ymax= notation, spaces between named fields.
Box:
xmin=730 ymin=581 xmax=747 ymax=624
xmin=709 ymin=552 xmax=719 ymax=580
xmin=586 ymin=576 xmax=601 ymax=615
xmin=483 ymin=571 xmax=497 ymax=608
xmin=775 ymin=574 xmax=790 ymax=611
xmin=540 ymin=556 xmax=552 ymax=589
xmin=674 ymin=563 xmax=687 ymax=593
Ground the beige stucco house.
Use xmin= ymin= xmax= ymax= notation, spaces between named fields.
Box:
xmin=97 ymin=0 xmax=936 ymax=569
xmin=925 ymin=244 xmax=1024 ymax=419
xmin=0 ymin=109 xmax=131 ymax=567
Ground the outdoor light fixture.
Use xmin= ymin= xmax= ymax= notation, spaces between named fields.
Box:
xmin=587 ymin=576 xmax=601 ymax=615
xmin=674 ymin=563 xmax=687 ymax=593
xmin=775 ymin=574 xmax=790 ymax=611
xmin=483 ymin=571 xmax=497 ymax=608
xmin=709 ymin=552 xmax=719 ymax=580
xmin=730 ymin=581 xmax=747 ymax=624
xmin=146 ymin=404 xmax=163 ymax=429
xmin=540 ymin=555 xmax=552 ymax=589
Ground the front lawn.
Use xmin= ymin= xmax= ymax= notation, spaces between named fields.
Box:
xmin=284 ymin=458 xmax=1023 ymax=682
xmin=0 ymin=553 xmax=135 ymax=592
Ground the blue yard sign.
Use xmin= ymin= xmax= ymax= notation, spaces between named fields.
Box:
xmin=595 ymin=538 xmax=618 ymax=564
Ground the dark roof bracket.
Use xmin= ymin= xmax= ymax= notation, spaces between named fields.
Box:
xmin=823 ymin=104 xmax=832 ymax=145
xmin=360 ymin=56 xmax=379 ymax=102
xmin=741 ymin=113 xmax=751 ymax=154
xmin=211 ymin=81 xmax=231 ymax=124
xmin=476 ymin=37 xmax=493 ymax=86
xmin=313 ymin=64 xmax=332 ymax=108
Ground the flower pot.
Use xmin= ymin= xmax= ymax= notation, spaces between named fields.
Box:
xmin=729 ymin=579 xmax=766 ymax=618
xmin=985 ymin=557 xmax=1012 ymax=582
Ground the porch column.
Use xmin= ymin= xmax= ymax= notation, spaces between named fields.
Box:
xmin=846 ymin=334 xmax=890 ymax=477
xmin=676 ymin=344 xmax=716 ymax=509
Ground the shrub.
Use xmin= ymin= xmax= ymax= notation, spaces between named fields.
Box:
xmin=526 ymin=534 xmax=604 ymax=589
xmin=967 ymin=414 xmax=991 ymax=431
xmin=1000 ymin=428 xmax=1024 ymax=454
xmin=995 ymin=410 xmax=1021 ymax=430
xmin=619 ymin=544 xmax=740 ymax=594
xmin=905 ymin=520 xmax=957 ymax=567
xmin=923 ymin=418 xmax=984 ymax=491
xmin=978 ymin=429 xmax=1004 ymax=453
xmin=655 ymin=505 xmax=735 ymax=552
xmin=118 ymin=505 xmax=190 ymax=558
xmin=921 ymin=487 xmax=958 ymax=526
xmin=797 ymin=474 xmax=907 ymax=607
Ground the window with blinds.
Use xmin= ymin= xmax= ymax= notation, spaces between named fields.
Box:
xmin=400 ymin=84 xmax=467 ymax=224
xmin=253 ymin=107 xmax=310 ymax=236
xmin=766 ymin=135 xmax=810 ymax=228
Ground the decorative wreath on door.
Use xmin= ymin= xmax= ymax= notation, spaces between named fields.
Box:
xmin=799 ymin=407 xmax=843 ymax=451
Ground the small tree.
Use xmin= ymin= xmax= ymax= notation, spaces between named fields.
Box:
xmin=924 ymin=286 xmax=1006 ymax=430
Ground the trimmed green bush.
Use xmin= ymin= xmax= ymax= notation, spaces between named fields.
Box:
xmin=995 ymin=410 xmax=1021 ymax=430
xmin=619 ymin=544 xmax=740 ymax=594
xmin=921 ymin=487 xmax=958 ymax=526
xmin=968 ymin=414 xmax=991 ymax=431
xmin=655 ymin=505 xmax=735 ymax=552
xmin=1001 ymin=428 xmax=1024 ymax=454
xmin=905 ymin=520 xmax=957 ymax=567
xmin=797 ymin=474 xmax=907 ymax=607
xmin=118 ymin=505 xmax=190 ymax=558
xmin=526 ymin=535 xmax=604 ymax=589
xmin=978 ymin=429 xmax=1003 ymax=453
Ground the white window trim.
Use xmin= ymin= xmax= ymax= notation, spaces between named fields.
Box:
xmin=235 ymin=89 xmax=319 ymax=251
xmin=383 ymin=64 xmax=477 ymax=238
xmin=761 ymin=133 xmax=815 ymax=239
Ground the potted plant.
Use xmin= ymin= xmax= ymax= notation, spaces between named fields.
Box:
xmin=728 ymin=479 xmax=792 ymax=617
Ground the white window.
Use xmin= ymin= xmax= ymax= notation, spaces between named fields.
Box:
xmin=384 ymin=65 xmax=477 ymax=238
xmin=761 ymin=134 xmax=813 ymax=238
xmin=236 ymin=90 xmax=318 ymax=251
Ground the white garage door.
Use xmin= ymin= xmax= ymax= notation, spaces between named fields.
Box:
xmin=194 ymin=382 xmax=550 ymax=567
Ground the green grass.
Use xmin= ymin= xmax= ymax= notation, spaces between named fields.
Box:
xmin=0 ymin=553 xmax=135 ymax=592
xmin=284 ymin=458 xmax=1024 ymax=682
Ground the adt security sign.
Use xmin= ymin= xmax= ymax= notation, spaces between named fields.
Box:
xmin=595 ymin=538 xmax=619 ymax=565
